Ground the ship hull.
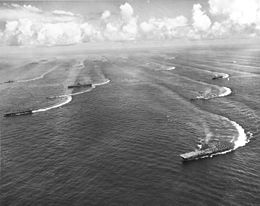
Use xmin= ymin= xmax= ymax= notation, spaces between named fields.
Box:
xmin=180 ymin=142 xmax=234 ymax=161
xmin=4 ymin=110 xmax=33 ymax=117
xmin=180 ymin=149 xmax=228 ymax=161
xmin=212 ymin=76 xmax=223 ymax=80
xmin=68 ymin=84 xmax=92 ymax=89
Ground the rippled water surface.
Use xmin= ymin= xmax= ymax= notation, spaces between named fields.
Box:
xmin=1 ymin=44 xmax=260 ymax=206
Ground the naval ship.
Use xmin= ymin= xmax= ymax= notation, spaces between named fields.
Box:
xmin=68 ymin=83 xmax=92 ymax=89
xmin=5 ymin=80 xmax=15 ymax=83
xmin=180 ymin=141 xmax=234 ymax=161
xmin=4 ymin=110 xmax=33 ymax=117
xmin=212 ymin=75 xmax=224 ymax=80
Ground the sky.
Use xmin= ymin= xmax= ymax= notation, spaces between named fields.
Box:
xmin=0 ymin=0 xmax=260 ymax=46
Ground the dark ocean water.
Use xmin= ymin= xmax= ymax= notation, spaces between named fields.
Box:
xmin=1 ymin=45 xmax=260 ymax=206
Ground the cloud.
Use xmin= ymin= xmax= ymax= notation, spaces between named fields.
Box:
xmin=52 ymin=10 xmax=75 ymax=16
xmin=120 ymin=2 xmax=134 ymax=22
xmin=208 ymin=0 xmax=260 ymax=38
xmin=209 ymin=0 xmax=260 ymax=25
xmin=37 ymin=22 xmax=83 ymax=45
xmin=0 ymin=1 xmax=260 ymax=46
xmin=0 ymin=3 xmax=80 ymax=23
xmin=101 ymin=10 xmax=111 ymax=20
xmin=0 ymin=4 xmax=85 ymax=45
xmin=0 ymin=2 xmax=142 ymax=45
xmin=81 ymin=23 xmax=101 ymax=42
xmin=140 ymin=16 xmax=188 ymax=39
xmin=192 ymin=4 xmax=211 ymax=32
xmin=102 ymin=2 xmax=138 ymax=41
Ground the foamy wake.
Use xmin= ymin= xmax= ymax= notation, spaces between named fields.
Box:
xmin=207 ymin=117 xmax=250 ymax=159
xmin=195 ymin=87 xmax=232 ymax=100
xmin=33 ymin=79 xmax=110 ymax=113
xmin=212 ymin=72 xmax=230 ymax=80
xmin=17 ymin=66 xmax=58 ymax=83
xmin=193 ymin=85 xmax=250 ymax=159
xmin=92 ymin=79 xmax=111 ymax=87
xmin=219 ymin=87 xmax=232 ymax=97
xmin=222 ymin=73 xmax=229 ymax=79
xmin=230 ymin=119 xmax=249 ymax=149
xmin=17 ymin=61 xmax=84 ymax=83
xmin=74 ymin=60 xmax=85 ymax=70
xmin=166 ymin=67 xmax=176 ymax=71
xmin=33 ymin=95 xmax=72 ymax=113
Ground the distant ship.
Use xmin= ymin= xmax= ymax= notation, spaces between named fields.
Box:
xmin=190 ymin=89 xmax=215 ymax=101
xmin=180 ymin=141 xmax=234 ymax=161
xmin=4 ymin=80 xmax=15 ymax=83
xmin=212 ymin=75 xmax=223 ymax=80
xmin=68 ymin=83 xmax=92 ymax=89
xmin=212 ymin=73 xmax=229 ymax=80
xmin=4 ymin=110 xmax=33 ymax=117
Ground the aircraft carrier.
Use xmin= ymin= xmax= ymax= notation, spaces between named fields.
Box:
xmin=4 ymin=110 xmax=33 ymax=117
xmin=68 ymin=83 xmax=92 ymax=89
xmin=212 ymin=75 xmax=223 ymax=80
xmin=180 ymin=141 xmax=234 ymax=161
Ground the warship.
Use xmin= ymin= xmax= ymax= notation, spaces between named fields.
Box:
xmin=4 ymin=110 xmax=33 ymax=117
xmin=68 ymin=83 xmax=92 ymax=89
xmin=180 ymin=141 xmax=234 ymax=161
xmin=4 ymin=80 xmax=15 ymax=83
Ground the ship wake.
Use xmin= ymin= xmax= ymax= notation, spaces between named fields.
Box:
xmin=33 ymin=79 xmax=110 ymax=114
xmin=184 ymin=116 xmax=251 ymax=161
xmin=194 ymin=86 xmax=232 ymax=100
xmin=207 ymin=118 xmax=249 ymax=159
xmin=17 ymin=65 xmax=58 ymax=83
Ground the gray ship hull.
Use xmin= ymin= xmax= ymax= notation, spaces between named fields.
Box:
xmin=4 ymin=110 xmax=33 ymax=117
xmin=180 ymin=142 xmax=234 ymax=161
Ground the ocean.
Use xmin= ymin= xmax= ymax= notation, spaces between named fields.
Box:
xmin=0 ymin=43 xmax=259 ymax=205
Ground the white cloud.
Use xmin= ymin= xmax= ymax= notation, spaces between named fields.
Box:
xmin=81 ymin=23 xmax=102 ymax=42
xmin=140 ymin=16 xmax=188 ymax=39
xmin=37 ymin=22 xmax=82 ymax=45
xmin=22 ymin=4 xmax=42 ymax=13
xmin=52 ymin=10 xmax=75 ymax=16
xmin=140 ymin=21 xmax=154 ymax=33
xmin=0 ymin=1 xmax=260 ymax=46
xmin=122 ymin=18 xmax=138 ymax=37
xmin=101 ymin=2 xmax=138 ymax=41
xmin=0 ymin=4 xmax=79 ymax=23
xmin=210 ymin=22 xmax=227 ymax=37
xmin=0 ymin=4 xmax=85 ymax=45
xmin=208 ymin=0 xmax=260 ymax=38
xmin=209 ymin=0 xmax=260 ymax=25
xmin=192 ymin=4 xmax=211 ymax=31
xmin=101 ymin=10 xmax=111 ymax=20
xmin=120 ymin=2 xmax=134 ymax=22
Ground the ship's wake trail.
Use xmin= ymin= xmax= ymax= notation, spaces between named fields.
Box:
xmin=32 ymin=79 xmax=110 ymax=114
xmin=188 ymin=116 xmax=250 ymax=161
xmin=194 ymin=86 xmax=232 ymax=100
xmin=166 ymin=67 xmax=176 ymax=71
xmin=186 ymin=87 xmax=251 ymax=160
xmin=218 ymin=87 xmax=232 ymax=97
xmin=17 ymin=65 xmax=58 ymax=83
xmin=33 ymin=95 xmax=72 ymax=113
xmin=207 ymin=117 xmax=249 ymax=158
xmin=92 ymin=79 xmax=111 ymax=87
xmin=213 ymin=72 xmax=230 ymax=79
xmin=230 ymin=119 xmax=249 ymax=149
